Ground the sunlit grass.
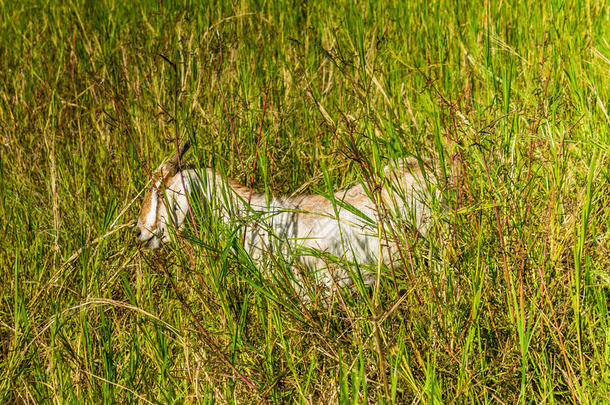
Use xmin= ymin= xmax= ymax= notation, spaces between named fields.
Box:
xmin=0 ymin=0 xmax=608 ymax=403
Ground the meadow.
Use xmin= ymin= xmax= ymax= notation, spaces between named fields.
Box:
xmin=1 ymin=0 xmax=609 ymax=403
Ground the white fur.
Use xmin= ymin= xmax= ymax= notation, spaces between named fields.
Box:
xmin=136 ymin=160 xmax=437 ymax=293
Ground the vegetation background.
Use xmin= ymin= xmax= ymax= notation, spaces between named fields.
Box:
xmin=1 ymin=0 xmax=608 ymax=403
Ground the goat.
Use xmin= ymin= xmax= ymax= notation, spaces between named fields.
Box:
xmin=135 ymin=138 xmax=438 ymax=292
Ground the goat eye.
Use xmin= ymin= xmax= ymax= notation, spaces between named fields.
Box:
xmin=173 ymin=204 xmax=179 ymax=212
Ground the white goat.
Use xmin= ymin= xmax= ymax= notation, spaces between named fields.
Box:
xmin=135 ymin=138 xmax=438 ymax=292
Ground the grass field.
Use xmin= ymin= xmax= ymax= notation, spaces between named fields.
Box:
xmin=1 ymin=0 xmax=609 ymax=403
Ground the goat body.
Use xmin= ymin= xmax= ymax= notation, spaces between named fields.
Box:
xmin=136 ymin=143 xmax=435 ymax=291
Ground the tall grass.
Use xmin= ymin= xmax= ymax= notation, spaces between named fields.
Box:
xmin=1 ymin=0 xmax=608 ymax=403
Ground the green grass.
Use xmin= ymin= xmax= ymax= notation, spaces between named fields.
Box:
xmin=1 ymin=0 xmax=609 ymax=402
